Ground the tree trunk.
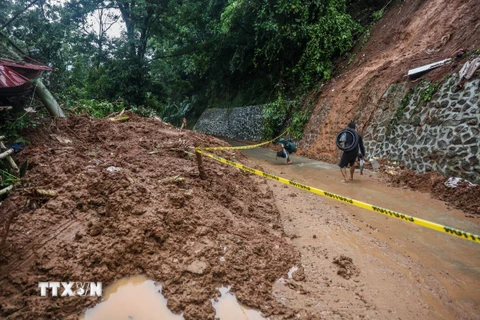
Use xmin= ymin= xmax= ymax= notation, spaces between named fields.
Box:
xmin=32 ymin=79 xmax=65 ymax=117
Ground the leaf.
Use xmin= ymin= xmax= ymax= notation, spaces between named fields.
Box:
xmin=20 ymin=161 xmax=28 ymax=178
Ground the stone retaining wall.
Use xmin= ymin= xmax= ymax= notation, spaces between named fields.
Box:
xmin=193 ymin=105 xmax=265 ymax=141
xmin=364 ymin=75 xmax=480 ymax=184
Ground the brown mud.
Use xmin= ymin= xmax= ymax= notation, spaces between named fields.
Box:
xmin=0 ymin=114 xmax=299 ymax=319
xmin=380 ymin=165 xmax=480 ymax=215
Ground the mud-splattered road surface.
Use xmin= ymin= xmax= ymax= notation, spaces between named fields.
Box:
xmin=0 ymin=116 xmax=478 ymax=319
xmin=230 ymin=141 xmax=480 ymax=319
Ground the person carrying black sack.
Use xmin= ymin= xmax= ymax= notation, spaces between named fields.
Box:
xmin=338 ymin=122 xmax=365 ymax=183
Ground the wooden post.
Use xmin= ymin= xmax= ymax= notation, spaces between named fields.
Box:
xmin=32 ymin=78 xmax=65 ymax=118
xmin=195 ymin=151 xmax=206 ymax=179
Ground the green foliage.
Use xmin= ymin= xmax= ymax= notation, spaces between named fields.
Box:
xmin=371 ymin=8 xmax=384 ymax=22
xmin=69 ymin=99 xmax=125 ymax=118
xmin=1 ymin=0 xmax=376 ymax=134
xmin=290 ymin=108 xmax=311 ymax=140
xmin=394 ymin=93 xmax=411 ymax=121
xmin=263 ymin=92 xmax=290 ymax=139
xmin=0 ymin=168 xmax=19 ymax=188
xmin=262 ymin=90 xmax=310 ymax=140
xmin=386 ymin=90 xmax=411 ymax=137
xmin=0 ymin=111 xmax=44 ymax=141
xmin=420 ymin=81 xmax=440 ymax=103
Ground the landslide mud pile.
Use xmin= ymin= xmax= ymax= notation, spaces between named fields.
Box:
xmin=0 ymin=114 xmax=298 ymax=319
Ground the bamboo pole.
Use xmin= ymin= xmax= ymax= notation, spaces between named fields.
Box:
xmin=0 ymin=142 xmax=19 ymax=172
xmin=0 ymin=148 xmax=14 ymax=160
xmin=32 ymin=79 xmax=65 ymax=118
xmin=0 ymin=185 xmax=13 ymax=196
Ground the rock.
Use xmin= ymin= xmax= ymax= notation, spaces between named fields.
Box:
xmin=132 ymin=209 xmax=146 ymax=215
xmin=449 ymin=93 xmax=460 ymax=100
xmin=186 ymin=260 xmax=208 ymax=275
xmin=89 ymin=225 xmax=102 ymax=237
xmin=292 ymin=266 xmax=306 ymax=282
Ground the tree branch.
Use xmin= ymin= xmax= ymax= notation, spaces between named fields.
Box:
xmin=2 ymin=0 xmax=42 ymax=30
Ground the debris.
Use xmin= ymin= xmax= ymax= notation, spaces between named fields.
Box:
xmin=0 ymin=115 xmax=298 ymax=319
xmin=154 ymin=116 xmax=173 ymax=127
xmin=0 ymin=141 xmax=19 ymax=172
xmin=444 ymin=177 xmax=476 ymax=188
xmin=106 ymin=166 xmax=121 ymax=172
xmin=33 ymin=189 xmax=57 ymax=197
xmin=0 ymin=185 xmax=13 ymax=196
xmin=109 ymin=115 xmax=130 ymax=122
xmin=161 ymin=175 xmax=184 ymax=184
xmin=180 ymin=117 xmax=187 ymax=130
xmin=0 ymin=147 xmax=14 ymax=160
xmin=407 ymin=58 xmax=452 ymax=79
xmin=455 ymin=57 xmax=480 ymax=87
xmin=50 ymin=134 xmax=72 ymax=144
xmin=385 ymin=170 xmax=399 ymax=176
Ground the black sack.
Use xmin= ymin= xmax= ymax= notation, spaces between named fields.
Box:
xmin=336 ymin=128 xmax=359 ymax=152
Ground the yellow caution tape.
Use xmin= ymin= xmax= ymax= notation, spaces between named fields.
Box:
xmin=198 ymin=128 xmax=290 ymax=151
xmin=195 ymin=148 xmax=480 ymax=244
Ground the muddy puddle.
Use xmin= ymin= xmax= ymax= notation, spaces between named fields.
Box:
xmin=82 ymin=276 xmax=265 ymax=320
xmin=211 ymin=286 xmax=266 ymax=320
xmin=81 ymin=275 xmax=183 ymax=320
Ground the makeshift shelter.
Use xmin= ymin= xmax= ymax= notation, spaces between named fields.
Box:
xmin=0 ymin=34 xmax=64 ymax=117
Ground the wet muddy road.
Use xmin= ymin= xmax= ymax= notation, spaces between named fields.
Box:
xmin=229 ymin=141 xmax=480 ymax=319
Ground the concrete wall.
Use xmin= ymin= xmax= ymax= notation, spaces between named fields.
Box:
xmin=193 ymin=105 xmax=265 ymax=141
xmin=364 ymin=75 xmax=480 ymax=184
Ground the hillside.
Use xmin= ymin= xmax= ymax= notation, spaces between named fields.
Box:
xmin=300 ymin=0 xmax=479 ymax=167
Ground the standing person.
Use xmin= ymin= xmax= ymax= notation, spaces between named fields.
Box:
xmin=276 ymin=138 xmax=296 ymax=164
xmin=338 ymin=122 xmax=365 ymax=182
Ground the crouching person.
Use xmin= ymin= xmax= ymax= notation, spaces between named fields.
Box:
xmin=276 ymin=138 xmax=296 ymax=164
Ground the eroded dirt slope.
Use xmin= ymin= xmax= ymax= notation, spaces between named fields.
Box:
xmin=0 ymin=114 xmax=298 ymax=319
xmin=301 ymin=0 xmax=480 ymax=161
